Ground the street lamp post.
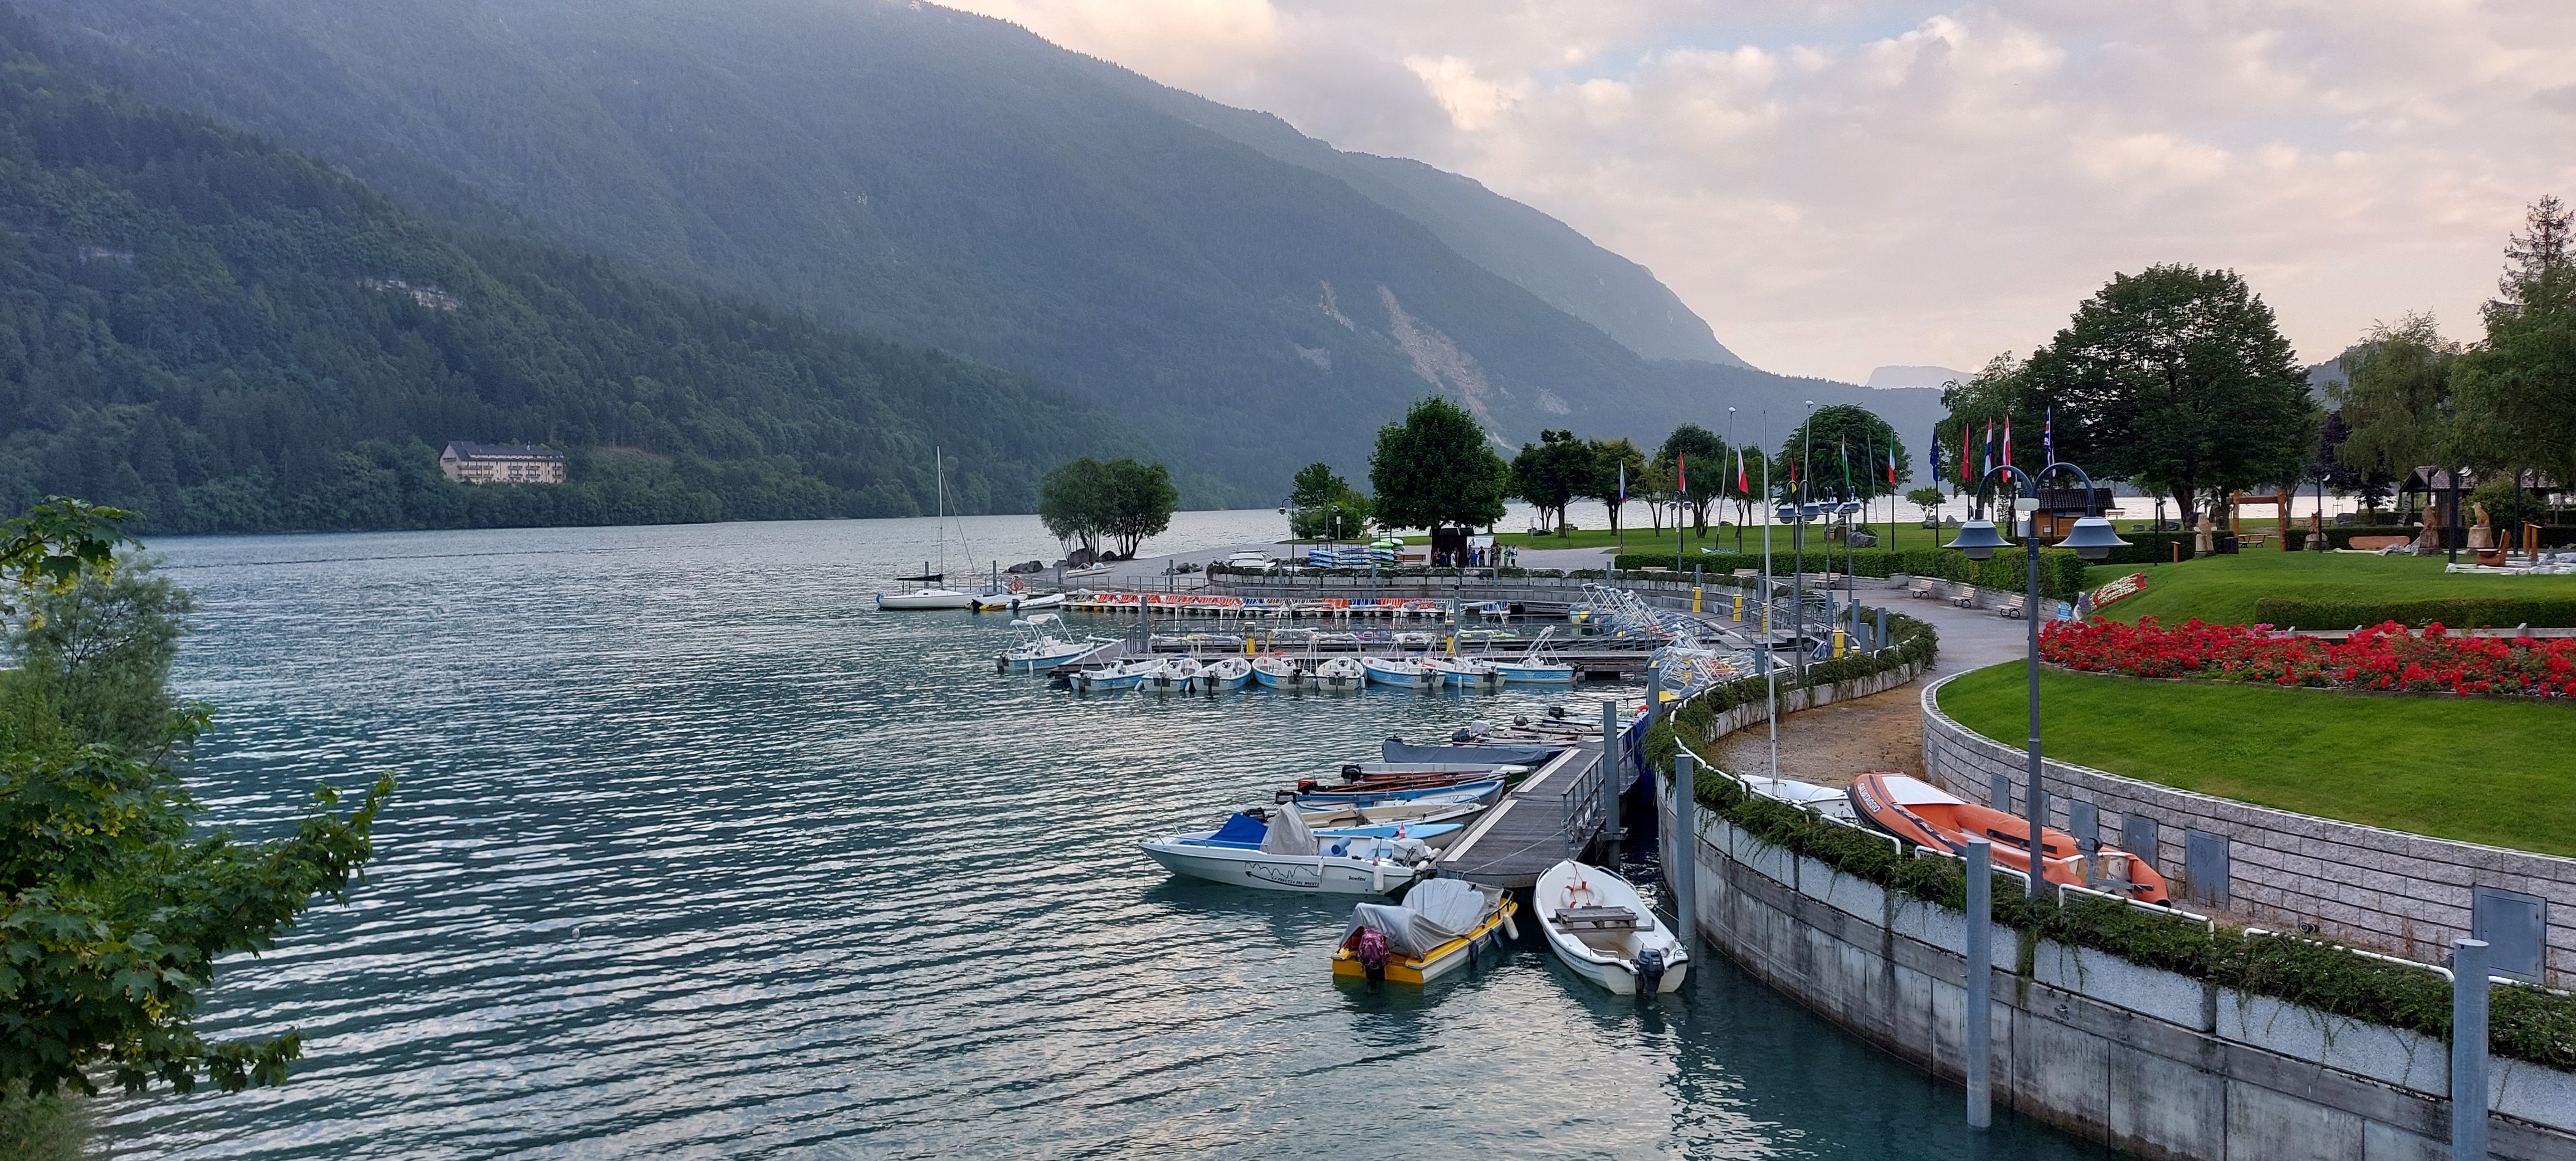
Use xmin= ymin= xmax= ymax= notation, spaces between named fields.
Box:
xmin=1946 ymin=461 xmax=2128 ymax=897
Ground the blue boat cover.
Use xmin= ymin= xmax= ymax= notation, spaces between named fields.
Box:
xmin=1209 ymin=812 xmax=1267 ymax=846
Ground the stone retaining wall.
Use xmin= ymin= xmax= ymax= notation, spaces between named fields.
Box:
xmin=1662 ymin=779 xmax=2576 ymax=1160
xmin=1918 ymin=673 xmax=2576 ymax=983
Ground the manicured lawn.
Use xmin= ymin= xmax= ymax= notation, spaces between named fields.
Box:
xmin=1939 ymin=662 xmax=2576 ymax=856
xmin=2080 ymin=550 xmax=2576 ymax=626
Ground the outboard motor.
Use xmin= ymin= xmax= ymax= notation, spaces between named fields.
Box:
xmin=1340 ymin=763 xmax=1366 ymax=782
xmin=1633 ymin=948 xmax=1667 ymax=996
xmin=1450 ymin=728 xmax=1476 ymax=743
xmin=1546 ymin=705 xmax=1567 ymax=720
xmin=1512 ymin=715 xmax=1530 ymax=727
xmin=1353 ymin=928 xmax=1393 ymax=983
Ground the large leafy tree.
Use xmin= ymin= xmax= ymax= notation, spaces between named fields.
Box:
xmin=1284 ymin=464 xmax=1372 ymax=540
xmin=1933 ymin=354 xmax=2033 ymax=495
xmin=1369 ymin=398 xmax=1507 ymax=533
xmin=1507 ymin=430 xmax=1591 ymax=532
xmin=2 ymin=501 xmax=394 ymax=1100
xmin=2452 ymin=198 xmax=2576 ymax=488
xmin=1038 ymin=457 xmax=1175 ymax=559
xmin=1581 ymin=437 xmax=1647 ymax=534
xmin=2021 ymin=265 xmax=2318 ymax=519
xmin=1654 ymin=425 xmax=1730 ymax=534
xmin=1774 ymin=406 xmax=1907 ymax=503
xmin=2329 ymin=313 xmax=2460 ymax=480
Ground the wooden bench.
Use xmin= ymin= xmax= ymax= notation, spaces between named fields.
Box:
xmin=1907 ymin=578 xmax=1937 ymax=600
xmin=1950 ymin=586 xmax=1977 ymax=608
xmin=1553 ymin=906 xmax=1644 ymax=931
xmin=1996 ymin=594 xmax=2027 ymax=619
xmin=2349 ymin=535 xmax=2412 ymax=552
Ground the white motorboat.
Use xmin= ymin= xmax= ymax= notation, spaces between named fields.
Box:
xmin=1422 ymin=655 xmax=1504 ymax=690
xmin=974 ymin=590 xmax=1066 ymax=612
xmin=1141 ymin=656 xmax=1204 ymax=693
xmin=995 ymin=613 xmax=1106 ymax=672
xmin=1071 ymin=657 xmax=1160 ymax=692
xmin=1289 ymin=799 xmax=1486 ymax=829
xmin=1495 ymin=628 xmax=1578 ymax=683
xmin=1360 ymin=655 xmax=1435 ymax=689
xmin=1139 ymin=808 xmax=1438 ymax=895
xmin=1199 ymin=657 xmax=1253 ymax=691
xmin=1251 ymin=656 xmax=1307 ymax=689
xmin=1314 ymin=657 xmax=1365 ymax=690
xmin=1534 ymin=860 xmax=1690 ymax=995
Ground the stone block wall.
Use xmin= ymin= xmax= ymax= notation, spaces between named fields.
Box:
xmin=1918 ymin=675 xmax=2576 ymax=982
xmin=1662 ymin=779 xmax=2576 ymax=1159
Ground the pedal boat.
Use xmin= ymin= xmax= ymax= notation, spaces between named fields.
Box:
xmin=1846 ymin=772 xmax=2171 ymax=905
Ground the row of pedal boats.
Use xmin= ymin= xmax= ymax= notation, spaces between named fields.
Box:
xmin=1065 ymin=652 xmax=1575 ymax=692
xmin=1135 ymin=719 xmax=1690 ymax=994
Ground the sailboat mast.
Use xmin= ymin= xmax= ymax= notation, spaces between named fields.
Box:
xmin=935 ymin=446 xmax=946 ymax=578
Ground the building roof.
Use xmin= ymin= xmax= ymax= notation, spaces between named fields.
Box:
xmin=442 ymin=441 xmax=563 ymax=461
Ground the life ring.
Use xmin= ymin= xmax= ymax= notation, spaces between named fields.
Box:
xmin=1008 ymin=575 xmax=1026 ymax=594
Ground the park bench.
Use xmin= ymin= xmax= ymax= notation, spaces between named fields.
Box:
xmin=2349 ymin=535 xmax=2412 ymax=551
xmin=1949 ymin=586 xmax=1977 ymax=609
xmin=1996 ymin=594 xmax=2027 ymax=619
xmin=1907 ymin=578 xmax=1937 ymax=600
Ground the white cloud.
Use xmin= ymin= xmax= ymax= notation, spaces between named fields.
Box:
xmin=947 ymin=1 xmax=2576 ymax=382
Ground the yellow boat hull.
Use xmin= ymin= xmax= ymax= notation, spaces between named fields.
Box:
xmin=1332 ymin=898 xmax=1518 ymax=985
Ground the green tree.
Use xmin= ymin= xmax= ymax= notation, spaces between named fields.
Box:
xmin=2021 ymin=265 xmax=2319 ymax=520
xmin=1038 ymin=458 xmax=1111 ymax=560
xmin=1 ymin=503 xmax=394 ymax=1103
xmin=1583 ymin=437 xmax=1647 ymax=535
xmin=2329 ymin=313 xmax=2460 ymax=480
xmin=1654 ymin=425 xmax=1730 ymax=534
xmin=1636 ymin=462 xmax=1677 ymax=534
xmin=1369 ymin=398 xmax=1508 ymax=533
xmin=1506 ymin=430 xmax=1590 ymax=533
xmin=1906 ymin=486 xmax=1946 ymax=525
xmin=1041 ymin=458 xmax=1177 ymax=559
xmin=2453 ymin=198 xmax=2576 ymax=489
xmin=1287 ymin=464 xmax=1345 ymax=510
xmin=1933 ymin=354 xmax=2033 ymax=495
xmin=1775 ymin=406 xmax=1907 ymax=503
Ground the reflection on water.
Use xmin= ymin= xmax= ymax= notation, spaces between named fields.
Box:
xmin=99 ymin=518 xmax=2114 ymax=1159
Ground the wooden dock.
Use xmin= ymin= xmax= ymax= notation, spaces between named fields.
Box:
xmin=1435 ymin=739 xmax=1611 ymax=888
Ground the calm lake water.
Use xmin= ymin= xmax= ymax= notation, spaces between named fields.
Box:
xmin=96 ymin=514 xmax=2114 ymax=1159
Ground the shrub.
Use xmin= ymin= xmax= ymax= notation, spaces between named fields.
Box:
xmin=1614 ymin=548 xmax=2090 ymax=598
xmin=2252 ymin=597 xmax=2576 ymax=631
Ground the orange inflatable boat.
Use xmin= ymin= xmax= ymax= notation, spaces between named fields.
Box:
xmin=1846 ymin=772 xmax=2171 ymax=905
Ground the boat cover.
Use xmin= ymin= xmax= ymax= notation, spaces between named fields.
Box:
xmin=1259 ymin=801 xmax=1320 ymax=855
xmin=1342 ymin=878 xmax=1492 ymax=956
xmin=1382 ymin=738 xmax=1561 ymax=767
xmin=1209 ymin=813 xmax=1268 ymax=845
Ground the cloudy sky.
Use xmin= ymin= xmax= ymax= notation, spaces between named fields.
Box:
xmin=947 ymin=0 xmax=2576 ymax=384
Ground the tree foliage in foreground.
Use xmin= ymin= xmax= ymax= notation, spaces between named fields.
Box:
xmin=1038 ymin=458 xmax=1178 ymax=560
xmin=1285 ymin=464 xmax=1372 ymax=540
xmin=1 ymin=501 xmax=393 ymax=1098
xmin=2452 ymin=197 xmax=2576 ymax=487
xmin=1369 ymin=398 xmax=1507 ymax=533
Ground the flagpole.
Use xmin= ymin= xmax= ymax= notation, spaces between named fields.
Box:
xmin=1761 ymin=409 xmax=1780 ymax=782
xmin=1726 ymin=407 xmax=1741 ymax=554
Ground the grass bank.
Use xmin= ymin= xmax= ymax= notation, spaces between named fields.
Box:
xmin=2081 ymin=550 xmax=2576 ymax=627
xmin=1938 ymin=662 xmax=2576 ymax=856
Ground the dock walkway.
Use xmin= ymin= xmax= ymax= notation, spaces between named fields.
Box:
xmin=1436 ymin=739 xmax=1609 ymax=889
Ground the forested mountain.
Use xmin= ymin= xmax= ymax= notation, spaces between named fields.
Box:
xmin=0 ymin=10 xmax=1136 ymax=533
xmin=14 ymin=0 xmax=1899 ymax=504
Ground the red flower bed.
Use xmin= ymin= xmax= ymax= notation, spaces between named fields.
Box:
xmin=2040 ymin=617 xmax=2576 ymax=698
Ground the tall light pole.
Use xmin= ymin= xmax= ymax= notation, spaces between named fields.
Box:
xmin=1946 ymin=460 xmax=2127 ymax=897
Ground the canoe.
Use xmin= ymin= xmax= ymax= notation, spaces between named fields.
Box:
xmin=1199 ymin=657 xmax=1252 ymax=691
xmin=1360 ymin=656 xmax=1435 ymax=689
xmin=1846 ymin=772 xmax=2171 ymax=905
xmin=1140 ymin=657 xmax=1204 ymax=694
xmin=875 ymin=588 xmax=977 ymax=611
xmin=1534 ymin=860 xmax=1690 ymax=994
xmin=1070 ymin=658 xmax=1160 ymax=692
xmin=1314 ymin=657 xmax=1366 ymax=690
xmin=1250 ymin=656 xmax=1306 ymax=689
xmin=1333 ymin=877 xmax=1519 ymax=985
xmin=1139 ymin=810 xmax=1440 ymax=895
xmin=1422 ymin=656 xmax=1504 ymax=690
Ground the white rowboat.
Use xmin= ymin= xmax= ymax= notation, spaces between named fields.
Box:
xmin=1534 ymin=860 xmax=1690 ymax=995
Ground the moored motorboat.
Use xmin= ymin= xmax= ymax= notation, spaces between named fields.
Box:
xmin=1533 ymin=860 xmax=1689 ymax=994
xmin=1313 ymin=657 xmax=1366 ymax=690
xmin=1070 ymin=657 xmax=1160 ymax=692
xmin=1360 ymin=656 xmax=1435 ymax=689
xmin=1846 ymin=772 xmax=2170 ymax=905
xmin=1141 ymin=656 xmax=1204 ymax=693
xmin=1332 ymin=877 xmax=1518 ymax=985
xmin=1494 ymin=628 xmax=1577 ymax=682
xmin=1382 ymin=736 xmax=1565 ymax=767
xmin=1251 ymin=656 xmax=1307 ymax=689
xmin=1199 ymin=657 xmax=1252 ymax=691
xmin=1139 ymin=808 xmax=1439 ymax=894
xmin=1286 ymin=798 xmax=1485 ymax=830
xmin=876 ymin=587 xmax=978 ymax=611
xmin=996 ymin=613 xmax=1107 ymax=673
xmin=1422 ymin=655 xmax=1504 ymax=690
xmin=1282 ymin=777 xmax=1505 ymax=808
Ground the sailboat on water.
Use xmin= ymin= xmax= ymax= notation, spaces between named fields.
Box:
xmin=875 ymin=447 xmax=979 ymax=611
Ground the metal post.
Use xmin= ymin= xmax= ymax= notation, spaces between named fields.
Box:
xmin=1965 ymin=838 xmax=1994 ymax=1130
xmin=1877 ymin=607 xmax=1889 ymax=653
xmin=1600 ymin=699 xmax=1623 ymax=860
xmin=2025 ymin=529 xmax=2047 ymax=897
xmin=2455 ymin=938 xmax=2490 ymax=1161
xmin=1671 ymin=753 xmax=1697 ymax=951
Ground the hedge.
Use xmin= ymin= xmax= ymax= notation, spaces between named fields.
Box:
xmin=2284 ymin=526 xmax=2576 ymax=550
xmin=1614 ymin=548 xmax=2090 ymax=599
xmin=2251 ymin=596 xmax=2576 ymax=630
xmin=1651 ymin=684 xmax=2576 ymax=1070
